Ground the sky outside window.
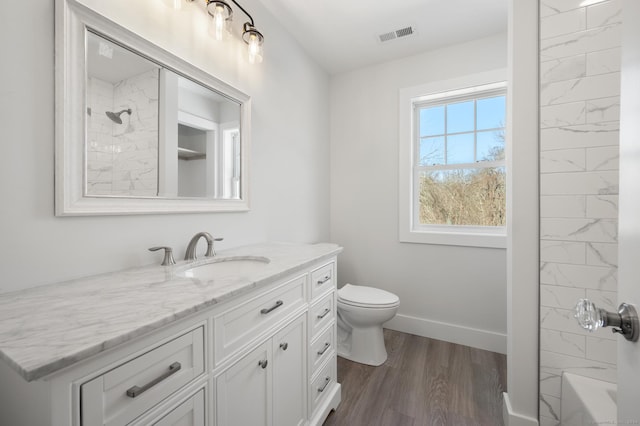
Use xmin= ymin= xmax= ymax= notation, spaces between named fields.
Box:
xmin=418 ymin=95 xmax=505 ymax=165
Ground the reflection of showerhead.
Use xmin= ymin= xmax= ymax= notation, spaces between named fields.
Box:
xmin=105 ymin=108 xmax=132 ymax=124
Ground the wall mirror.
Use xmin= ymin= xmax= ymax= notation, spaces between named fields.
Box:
xmin=55 ymin=0 xmax=251 ymax=215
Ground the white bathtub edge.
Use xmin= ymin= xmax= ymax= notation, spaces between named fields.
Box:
xmin=561 ymin=373 xmax=617 ymax=426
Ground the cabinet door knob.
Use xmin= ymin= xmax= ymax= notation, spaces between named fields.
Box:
xmin=258 ymin=359 xmax=268 ymax=369
xmin=280 ymin=342 xmax=288 ymax=351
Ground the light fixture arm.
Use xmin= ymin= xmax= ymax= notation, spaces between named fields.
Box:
xmin=227 ymin=0 xmax=255 ymax=27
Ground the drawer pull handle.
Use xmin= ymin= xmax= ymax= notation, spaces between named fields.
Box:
xmin=260 ymin=300 xmax=283 ymax=315
xmin=258 ymin=359 xmax=268 ymax=369
xmin=317 ymin=274 xmax=331 ymax=285
xmin=280 ymin=342 xmax=288 ymax=351
xmin=317 ymin=377 xmax=330 ymax=393
xmin=317 ymin=308 xmax=331 ymax=319
xmin=126 ymin=362 xmax=181 ymax=398
xmin=317 ymin=342 xmax=331 ymax=356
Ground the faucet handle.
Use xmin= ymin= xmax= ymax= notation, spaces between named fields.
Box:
xmin=206 ymin=237 xmax=224 ymax=257
xmin=149 ymin=246 xmax=176 ymax=266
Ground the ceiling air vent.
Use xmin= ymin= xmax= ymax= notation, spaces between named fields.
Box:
xmin=395 ymin=26 xmax=414 ymax=38
xmin=379 ymin=31 xmax=397 ymax=42
xmin=378 ymin=25 xmax=416 ymax=43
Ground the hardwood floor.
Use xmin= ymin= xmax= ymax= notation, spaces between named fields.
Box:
xmin=323 ymin=329 xmax=506 ymax=426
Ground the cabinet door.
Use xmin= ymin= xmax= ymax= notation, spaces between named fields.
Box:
xmin=216 ymin=341 xmax=272 ymax=426
xmin=273 ymin=315 xmax=307 ymax=426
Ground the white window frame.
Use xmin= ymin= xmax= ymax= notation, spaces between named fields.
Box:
xmin=399 ymin=69 xmax=508 ymax=248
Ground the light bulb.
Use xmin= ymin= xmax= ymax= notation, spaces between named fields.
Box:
xmin=213 ymin=4 xmax=226 ymax=41
xmin=247 ymin=33 xmax=263 ymax=64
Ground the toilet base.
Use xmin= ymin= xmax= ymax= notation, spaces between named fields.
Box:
xmin=337 ymin=325 xmax=387 ymax=366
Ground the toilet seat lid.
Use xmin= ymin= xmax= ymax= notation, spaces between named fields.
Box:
xmin=338 ymin=284 xmax=399 ymax=307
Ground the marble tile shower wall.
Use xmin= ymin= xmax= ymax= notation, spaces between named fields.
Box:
xmin=87 ymin=69 xmax=159 ymax=196
xmin=538 ymin=1 xmax=621 ymax=425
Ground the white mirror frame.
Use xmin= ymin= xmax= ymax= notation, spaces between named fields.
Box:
xmin=55 ymin=0 xmax=251 ymax=216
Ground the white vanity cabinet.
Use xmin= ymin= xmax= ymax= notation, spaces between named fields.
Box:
xmin=0 ymin=246 xmax=341 ymax=426
xmin=215 ymin=315 xmax=307 ymax=426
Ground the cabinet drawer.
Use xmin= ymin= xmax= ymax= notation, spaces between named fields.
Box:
xmin=129 ymin=387 xmax=206 ymax=426
xmin=309 ymin=326 xmax=334 ymax=376
xmin=152 ymin=388 xmax=205 ymax=426
xmin=81 ymin=327 xmax=205 ymax=426
xmin=309 ymin=292 xmax=335 ymax=340
xmin=309 ymin=357 xmax=337 ymax=415
xmin=214 ymin=274 xmax=306 ymax=364
xmin=311 ymin=263 xmax=334 ymax=299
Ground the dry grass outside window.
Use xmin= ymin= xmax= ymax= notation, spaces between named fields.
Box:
xmin=419 ymin=167 xmax=506 ymax=227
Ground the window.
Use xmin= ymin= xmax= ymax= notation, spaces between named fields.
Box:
xmin=399 ymin=71 xmax=507 ymax=248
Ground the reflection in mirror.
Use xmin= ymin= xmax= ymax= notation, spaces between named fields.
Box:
xmin=85 ymin=31 xmax=241 ymax=200
xmin=86 ymin=31 xmax=161 ymax=197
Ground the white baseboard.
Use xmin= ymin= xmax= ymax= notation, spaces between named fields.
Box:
xmin=384 ymin=313 xmax=507 ymax=354
xmin=503 ymin=393 xmax=539 ymax=426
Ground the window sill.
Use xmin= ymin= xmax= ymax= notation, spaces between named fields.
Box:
xmin=399 ymin=228 xmax=507 ymax=249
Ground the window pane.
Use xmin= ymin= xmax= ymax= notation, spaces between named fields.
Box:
xmin=419 ymin=137 xmax=445 ymax=165
xmin=446 ymin=133 xmax=474 ymax=164
xmin=477 ymin=130 xmax=505 ymax=161
xmin=419 ymin=106 xmax=445 ymax=137
xmin=446 ymin=100 xmax=474 ymax=133
xmin=418 ymin=167 xmax=506 ymax=226
xmin=477 ymin=96 xmax=505 ymax=130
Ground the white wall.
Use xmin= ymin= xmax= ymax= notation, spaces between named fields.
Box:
xmin=538 ymin=1 xmax=622 ymax=425
xmin=0 ymin=0 xmax=330 ymax=294
xmin=329 ymin=33 xmax=508 ymax=354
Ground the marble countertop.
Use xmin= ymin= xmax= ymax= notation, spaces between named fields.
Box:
xmin=0 ymin=242 xmax=342 ymax=382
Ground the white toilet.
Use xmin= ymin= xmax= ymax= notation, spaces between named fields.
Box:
xmin=336 ymin=284 xmax=400 ymax=366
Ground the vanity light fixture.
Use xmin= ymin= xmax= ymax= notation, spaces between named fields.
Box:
xmin=242 ymin=22 xmax=264 ymax=64
xmin=172 ymin=0 xmax=264 ymax=63
xmin=206 ymin=0 xmax=232 ymax=41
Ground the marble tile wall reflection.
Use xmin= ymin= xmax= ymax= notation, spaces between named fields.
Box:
xmin=538 ymin=1 xmax=621 ymax=425
xmin=87 ymin=78 xmax=115 ymax=193
xmin=87 ymin=69 xmax=159 ymax=196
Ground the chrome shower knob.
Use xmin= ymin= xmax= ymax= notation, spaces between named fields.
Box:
xmin=574 ymin=298 xmax=639 ymax=342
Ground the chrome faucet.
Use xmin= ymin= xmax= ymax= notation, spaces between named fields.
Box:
xmin=184 ymin=232 xmax=223 ymax=261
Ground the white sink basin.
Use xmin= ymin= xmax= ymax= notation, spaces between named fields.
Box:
xmin=177 ymin=256 xmax=271 ymax=280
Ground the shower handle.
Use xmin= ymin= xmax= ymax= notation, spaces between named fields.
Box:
xmin=574 ymin=298 xmax=639 ymax=342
